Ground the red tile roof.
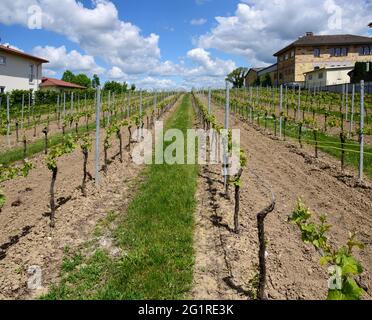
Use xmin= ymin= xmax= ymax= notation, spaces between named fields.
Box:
xmin=274 ymin=34 xmax=372 ymax=56
xmin=40 ymin=77 xmax=87 ymax=89
xmin=0 ymin=45 xmax=49 ymax=63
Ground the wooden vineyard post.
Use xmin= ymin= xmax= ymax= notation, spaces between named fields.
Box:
xmin=95 ymin=86 xmax=101 ymax=186
xmin=359 ymin=80 xmax=364 ymax=183
xmin=257 ymin=187 xmax=276 ymax=300
xmin=49 ymin=166 xmax=58 ymax=228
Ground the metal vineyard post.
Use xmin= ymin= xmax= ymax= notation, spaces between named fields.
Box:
xmin=224 ymin=81 xmax=230 ymax=192
xmin=95 ymin=86 xmax=101 ymax=186
xmin=359 ymin=80 xmax=364 ymax=183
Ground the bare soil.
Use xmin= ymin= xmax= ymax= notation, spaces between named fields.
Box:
xmin=191 ymin=96 xmax=372 ymax=300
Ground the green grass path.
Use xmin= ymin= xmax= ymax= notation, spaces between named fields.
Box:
xmin=43 ymin=94 xmax=199 ymax=300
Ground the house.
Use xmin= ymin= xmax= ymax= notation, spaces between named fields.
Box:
xmin=274 ymin=32 xmax=372 ymax=86
xmin=0 ymin=44 xmax=49 ymax=93
xmin=304 ymin=66 xmax=354 ymax=89
xmin=39 ymin=77 xmax=87 ymax=91
xmin=257 ymin=63 xmax=278 ymax=86
xmin=245 ymin=67 xmax=264 ymax=86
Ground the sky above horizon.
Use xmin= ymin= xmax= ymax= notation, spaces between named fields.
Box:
xmin=0 ymin=0 xmax=371 ymax=89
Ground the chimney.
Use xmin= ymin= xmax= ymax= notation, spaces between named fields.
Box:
xmin=306 ymin=32 xmax=314 ymax=37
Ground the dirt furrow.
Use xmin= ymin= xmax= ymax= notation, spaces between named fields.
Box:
xmin=192 ymin=95 xmax=371 ymax=300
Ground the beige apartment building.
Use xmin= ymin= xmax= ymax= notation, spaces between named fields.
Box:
xmin=273 ymin=33 xmax=372 ymax=86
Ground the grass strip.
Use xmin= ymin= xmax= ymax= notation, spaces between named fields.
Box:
xmin=42 ymin=94 xmax=199 ymax=300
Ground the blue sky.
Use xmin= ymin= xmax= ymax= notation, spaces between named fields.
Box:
xmin=0 ymin=0 xmax=371 ymax=89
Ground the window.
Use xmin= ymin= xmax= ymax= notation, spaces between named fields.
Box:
xmin=308 ymin=74 xmax=313 ymax=80
xmin=291 ymin=50 xmax=295 ymax=58
xmin=360 ymin=47 xmax=372 ymax=56
xmin=279 ymin=73 xmax=283 ymax=80
xmin=314 ymin=48 xmax=320 ymax=57
xmin=0 ymin=86 xmax=5 ymax=94
xmin=318 ymin=72 xmax=324 ymax=79
xmin=29 ymin=64 xmax=34 ymax=82
xmin=331 ymin=47 xmax=349 ymax=57
xmin=285 ymin=53 xmax=289 ymax=60
xmin=0 ymin=56 xmax=6 ymax=65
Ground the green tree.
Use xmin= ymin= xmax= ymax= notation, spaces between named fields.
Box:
xmin=262 ymin=74 xmax=272 ymax=87
xmin=92 ymin=74 xmax=101 ymax=88
xmin=61 ymin=70 xmax=76 ymax=83
xmin=226 ymin=67 xmax=249 ymax=88
xmin=122 ymin=82 xmax=128 ymax=92
xmin=74 ymin=74 xmax=91 ymax=88
xmin=103 ymin=81 xmax=123 ymax=93
xmin=351 ymin=62 xmax=372 ymax=83
xmin=253 ymin=76 xmax=261 ymax=86
xmin=131 ymin=84 xmax=136 ymax=91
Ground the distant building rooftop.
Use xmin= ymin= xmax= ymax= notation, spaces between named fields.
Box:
xmin=0 ymin=44 xmax=49 ymax=63
xmin=40 ymin=77 xmax=86 ymax=89
xmin=274 ymin=33 xmax=372 ymax=56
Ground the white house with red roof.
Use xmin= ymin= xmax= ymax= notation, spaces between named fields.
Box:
xmin=0 ymin=44 xmax=49 ymax=93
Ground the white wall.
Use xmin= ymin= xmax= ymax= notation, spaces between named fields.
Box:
xmin=326 ymin=68 xmax=353 ymax=86
xmin=0 ymin=51 xmax=43 ymax=93
xmin=305 ymin=68 xmax=353 ymax=89
xmin=305 ymin=71 xmax=326 ymax=89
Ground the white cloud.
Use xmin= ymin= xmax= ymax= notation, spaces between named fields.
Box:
xmin=32 ymin=45 xmax=104 ymax=76
xmin=198 ymin=0 xmax=372 ymax=66
xmin=136 ymin=77 xmax=176 ymax=90
xmin=186 ymin=48 xmax=236 ymax=77
xmin=106 ymin=66 xmax=127 ymax=80
xmin=0 ymin=0 xmax=238 ymax=88
xmin=191 ymin=18 xmax=207 ymax=26
xmin=0 ymin=0 xmax=161 ymax=75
